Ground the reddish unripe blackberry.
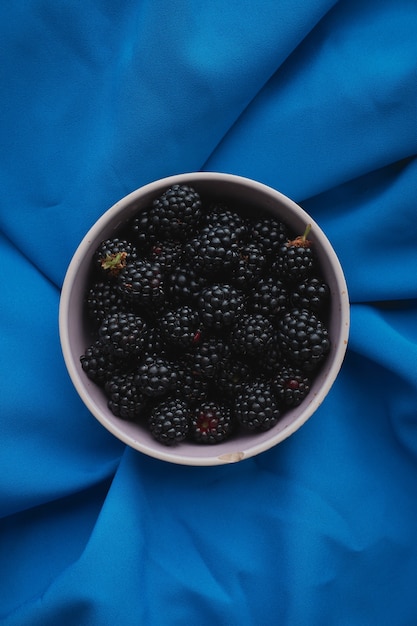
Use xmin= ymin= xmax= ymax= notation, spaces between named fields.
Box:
xmin=234 ymin=381 xmax=281 ymax=431
xmin=148 ymin=397 xmax=191 ymax=445
xmin=190 ymin=400 xmax=234 ymax=444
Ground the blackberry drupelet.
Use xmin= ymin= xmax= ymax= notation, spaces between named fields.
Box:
xmin=105 ymin=372 xmax=146 ymax=420
xmin=230 ymin=313 xmax=276 ymax=356
xmin=159 ymin=305 xmax=202 ymax=349
xmin=272 ymin=366 xmax=311 ymax=408
xmin=93 ymin=238 xmax=137 ymax=278
xmin=235 ymin=381 xmax=281 ymax=431
xmin=148 ymin=397 xmax=191 ymax=445
xmin=291 ymin=277 xmax=330 ymax=313
xmin=117 ymin=258 xmax=165 ymax=310
xmin=198 ymin=283 xmax=245 ymax=329
xmin=149 ymin=184 xmax=202 ymax=240
xmin=190 ymin=400 xmax=234 ymax=444
xmin=278 ymin=308 xmax=330 ymax=371
xmin=98 ymin=311 xmax=147 ymax=358
xmin=135 ymin=355 xmax=178 ymax=397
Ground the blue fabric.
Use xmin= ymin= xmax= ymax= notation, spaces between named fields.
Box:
xmin=1 ymin=0 xmax=416 ymax=624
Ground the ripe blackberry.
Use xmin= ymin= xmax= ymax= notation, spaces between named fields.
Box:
xmin=274 ymin=225 xmax=314 ymax=283
xmin=188 ymin=336 xmax=229 ymax=379
xmin=201 ymin=203 xmax=249 ymax=242
xmin=278 ymin=308 xmax=330 ymax=371
xmin=141 ymin=325 xmax=167 ymax=358
xmin=250 ymin=216 xmax=288 ymax=259
xmin=166 ymin=264 xmax=208 ymax=304
xmin=230 ymin=242 xmax=266 ymax=288
xmin=135 ymin=356 xmax=178 ymax=397
xmin=185 ymin=225 xmax=239 ymax=276
xmin=148 ymin=239 xmax=184 ymax=275
xmin=234 ymin=381 xmax=281 ymax=431
xmin=175 ymin=362 xmax=210 ymax=404
xmin=198 ymin=283 xmax=245 ymax=329
xmin=254 ymin=332 xmax=282 ymax=376
xmin=159 ymin=305 xmax=202 ymax=350
xmin=149 ymin=184 xmax=202 ymax=240
xmin=98 ymin=311 xmax=147 ymax=358
xmin=215 ymin=358 xmax=252 ymax=398
xmin=117 ymin=259 xmax=165 ymax=310
xmin=272 ymin=366 xmax=311 ymax=408
xmin=131 ymin=209 xmax=159 ymax=250
xmin=105 ymin=372 xmax=146 ymax=420
xmin=93 ymin=238 xmax=137 ymax=278
xmin=248 ymin=276 xmax=288 ymax=319
xmin=80 ymin=339 xmax=125 ymax=386
xmin=190 ymin=400 xmax=234 ymax=444
xmin=86 ymin=280 xmax=126 ymax=326
xmin=291 ymin=277 xmax=330 ymax=313
xmin=148 ymin=397 xmax=191 ymax=445
xmin=230 ymin=313 xmax=276 ymax=356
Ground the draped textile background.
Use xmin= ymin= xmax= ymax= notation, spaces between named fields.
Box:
xmin=1 ymin=1 xmax=417 ymax=624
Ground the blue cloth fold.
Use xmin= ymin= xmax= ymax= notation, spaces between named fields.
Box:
xmin=1 ymin=0 xmax=417 ymax=624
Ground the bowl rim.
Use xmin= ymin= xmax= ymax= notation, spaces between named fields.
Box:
xmin=59 ymin=171 xmax=350 ymax=466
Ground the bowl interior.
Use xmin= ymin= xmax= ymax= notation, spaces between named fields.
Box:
xmin=59 ymin=172 xmax=349 ymax=465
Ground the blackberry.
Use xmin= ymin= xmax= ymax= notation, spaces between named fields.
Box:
xmin=248 ymin=276 xmax=288 ymax=319
xmin=254 ymin=331 xmax=282 ymax=376
xmin=188 ymin=336 xmax=229 ymax=379
xmin=148 ymin=239 xmax=184 ymax=275
xmin=98 ymin=311 xmax=147 ymax=358
xmin=93 ymin=238 xmax=137 ymax=278
xmin=149 ymin=184 xmax=202 ymax=240
xmin=86 ymin=280 xmax=126 ymax=326
xmin=235 ymin=381 xmax=280 ymax=431
xmin=80 ymin=339 xmax=125 ymax=386
xmin=230 ymin=313 xmax=276 ymax=357
xmin=185 ymin=225 xmax=239 ymax=276
xmin=291 ymin=277 xmax=330 ymax=313
xmin=141 ymin=325 xmax=167 ymax=358
xmin=159 ymin=305 xmax=202 ymax=350
xmin=272 ymin=366 xmax=311 ymax=408
xmin=135 ymin=356 xmax=178 ymax=397
xmin=175 ymin=362 xmax=210 ymax=404
xmin=131 ymin=209 xmax=159 ymax=250
xmin=215 ymin=358 xmax=252 ymax=398
xmin=190 ymin=400 xmax=234 ymax=444
xmin=250 ymin=216 xmax=288 ymax=259
xmin=148 ymin=397 xmax=191 ymax=445
xmin=278 ymin=308 xmax=330 ymax=371
xmin=198 ymin=283 xmax=245 ymax=329
xmin=202 ymin=203 xmax=249 ymax=242
xmin=166 ymin=264 xmax=208 ymax=304
xmin=274 ymin=225 xmax=314 ymax=283
xmin=230 ymin=242 xmax=266 ymax=288
xmin=117 ymin=259 xmax=165 ymax=310
xmin=105 ymin=372 xmax=146 ymax=420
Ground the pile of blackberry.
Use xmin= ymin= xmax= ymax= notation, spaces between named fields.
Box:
xmin=80 ymin=184 xmax=331 ymax=446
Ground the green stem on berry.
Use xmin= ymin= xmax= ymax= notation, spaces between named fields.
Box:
xmin=101 ymin=251 xmax=127 ymax=274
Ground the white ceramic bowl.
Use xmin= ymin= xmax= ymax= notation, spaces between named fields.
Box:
xmin=59 ymin=172 xmax=349 ymax=465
